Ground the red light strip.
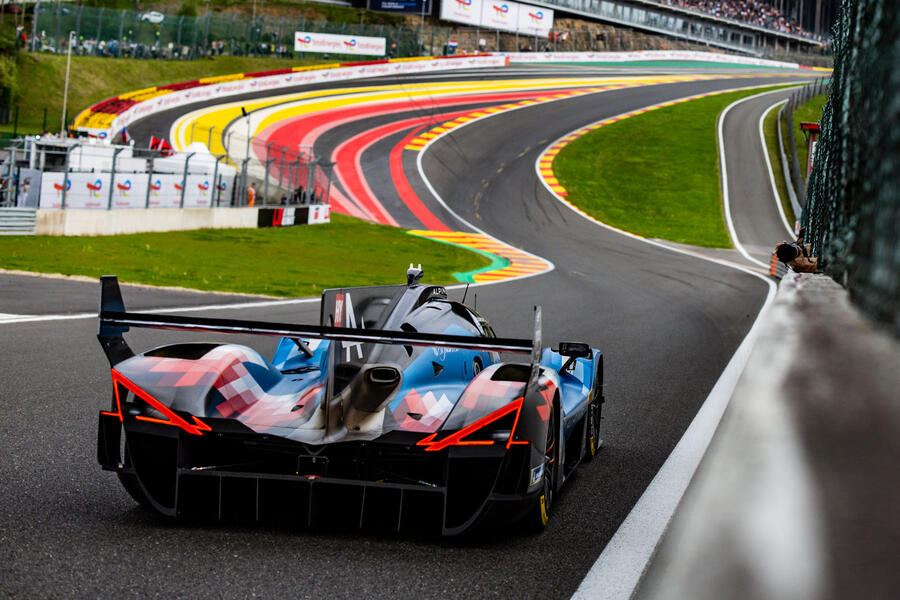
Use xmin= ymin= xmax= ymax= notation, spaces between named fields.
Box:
xmin=111 ymin=369 xmax=210 ymax=436
xmin=417 ymin=397 xmax=525 ymax=452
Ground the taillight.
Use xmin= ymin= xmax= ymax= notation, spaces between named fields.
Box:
xmin=105 ymin=370 xmax=211 ymax=436
xmin=417 ymin=397 xmax=529 ymax=452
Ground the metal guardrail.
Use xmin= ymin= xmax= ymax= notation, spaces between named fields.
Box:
xmin=0 ymin=208 xmax=37 ymax=235
xmin=782 ymin=78 xmax=829 ymax=206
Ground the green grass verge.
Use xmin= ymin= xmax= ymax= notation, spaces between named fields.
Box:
xmin=0 ymin=214 xmax=491 ymax=296
xmin=554 ymin=85 xmax=795 ymax=248
xmin=792 ymin=93 xmax=827 ymax=182
xmin=5 ymin=53 xmax=331 ymax=134
xmin=763 ymin=101 xmax=795 ymax=226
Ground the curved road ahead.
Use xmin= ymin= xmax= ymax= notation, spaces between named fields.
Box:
xmin=0 ymin=65 xmax=814 ymax=598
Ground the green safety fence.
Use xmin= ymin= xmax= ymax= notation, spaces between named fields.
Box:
xmin=802 ymin=0 xmax=900 ymax=336
xmin=31 ymin=2 xmax=451 ymax=60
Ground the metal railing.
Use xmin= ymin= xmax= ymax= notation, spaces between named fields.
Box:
xmin=782 ymin=78 xmax=829 ymax=205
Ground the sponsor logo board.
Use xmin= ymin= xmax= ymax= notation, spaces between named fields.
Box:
xmin=295 ymin=31 xmax=386 ymax=56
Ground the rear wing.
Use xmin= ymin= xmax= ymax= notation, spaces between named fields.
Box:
xmin=97 ymin=276 xmax=538 ymax=367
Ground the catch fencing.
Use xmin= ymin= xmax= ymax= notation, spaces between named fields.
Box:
xmin=32 ymin=2 xmax=447 ymax=60
xmin=0 ymin=137 xmax=335 ymax=211
xmin=182 ymin=124 xmax=336 ymax=208
xmin=802 ymin=0 xmax=900 ymax=337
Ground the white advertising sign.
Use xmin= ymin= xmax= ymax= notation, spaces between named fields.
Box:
xmin=498 ymin=50 xmax=799 ymax=69
xmin=481 ymin=1 xmax=519 ymax=33
xmin=440 ymin=0 xmax=483 ymax=27
xmin=295 ymin=32 xmax=386 ymax=56
xmin=110 ymin=174 xmax=148 ymax=209
xmin=147 ymin=174 xmax=185 ymax=209
xmin=39 ymin=172 xmax=110 ymax=209
xmin=182 ymin=174 xmax=215 ymax=208
xmin=308 ymin=204 xmax=331 ymax=224
xmin=516 ymin=5 xmax=553 ymax=37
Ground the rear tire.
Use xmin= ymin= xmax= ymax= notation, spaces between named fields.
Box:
xmin=585 ymin=362 xmax=603 ymax=461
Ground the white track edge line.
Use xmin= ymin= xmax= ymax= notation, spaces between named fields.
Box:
xmin=571 ymin=277 xmax=776 ymax=600
xmin=718 ymin=87 xmax=805 ymax=270
xmin=759 ymin=98 xmax=796 ymax=236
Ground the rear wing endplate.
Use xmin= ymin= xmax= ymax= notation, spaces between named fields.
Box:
xmin=97 ymin=276 xmax=536 ymax=366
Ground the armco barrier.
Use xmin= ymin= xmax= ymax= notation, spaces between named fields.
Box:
xmin=497 ymin=50 xmax=801 ymax=69
xmin=74 ymin=55 xmax=509 ymax=140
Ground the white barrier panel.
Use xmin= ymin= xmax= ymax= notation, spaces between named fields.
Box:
xmin=100 ymin=55 xmax=508 ymax=139
xmin=498 ymin=50 xmax=800 ymax=69
xmin=440 ymin=0 xmax=483 ymax=26
xmin=147 ymin=174 xmax=186 ymax=209
xmin=294 ymin=32 xmax=386 ymax=56
xmin=110 ymin=174 xmax=148 ymax=209
xmin=308 ymin=204 xmax=331 ymax=224
xmin=40 ymin=173 xmax=111 ymax=209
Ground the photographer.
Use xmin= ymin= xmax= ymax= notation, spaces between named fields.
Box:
xmin=775 ymin=227 xmax=819 ymax=273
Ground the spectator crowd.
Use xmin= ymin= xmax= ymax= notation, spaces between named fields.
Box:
xmin=659 ymin=0 xmax=813 ymax=37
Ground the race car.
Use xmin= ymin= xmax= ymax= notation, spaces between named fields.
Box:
xmin=95 ymin=267 xmax=604 ymax=535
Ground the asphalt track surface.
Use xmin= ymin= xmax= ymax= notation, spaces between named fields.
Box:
xmin=0 ymin=65 xmax=815 ymax=598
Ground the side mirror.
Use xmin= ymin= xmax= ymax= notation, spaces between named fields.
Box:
xmin=558 ymin=342 xmax=591 ymax=358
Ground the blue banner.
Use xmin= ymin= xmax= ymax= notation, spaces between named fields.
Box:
xmin=368 ymin=0 xmax=432 ymax=15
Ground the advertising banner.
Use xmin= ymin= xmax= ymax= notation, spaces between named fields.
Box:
xmin=481 ymin=2 xmax=519 ymax=33
xmin=497 ymin=50 xmax=799 ymax=68
xmin=39 ymin=172 xmax=111 ymax=209
xmin=367 ymin=0 xmax=431 ymax=14
xmin=110 ymin=174 xmax=148 ymax=209
xmin=182 ymin=174 xmax=215 ymax=208
xmin=294 ymin=32 xmax=386 ymax=57
xmin=146 ymin=174 xmax=186 ymax=209
xmin=440 ymin=0 xmax=483 ymax=27
xmin=516 ymin=5 xmax=553 ymax=37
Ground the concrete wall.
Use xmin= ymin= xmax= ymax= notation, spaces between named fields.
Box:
xmin=637 ymin=272 xmax=900 ymax=600
xmin=36 ymin=208 xmax=258 ymax=236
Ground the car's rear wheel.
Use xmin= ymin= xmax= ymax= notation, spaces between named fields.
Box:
xmin=585 ymin=362 xmax=603 ymax=461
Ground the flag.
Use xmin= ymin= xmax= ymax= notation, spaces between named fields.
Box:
xmin=121 ymin=127 xmax=130 ymax=144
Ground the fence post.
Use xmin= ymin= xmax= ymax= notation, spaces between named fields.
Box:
xmin=180 ymin=152 xmax=195 ymax=208
xmin=207 ymin=125 xmax=215 ymax=149
xmin=61 ymin=144 xmax=76 ymax=210
xmin=211 ymin=156 xmax=220 ymax=208
xmin=96 ymin=7 xmax=103 ymax=53
xmin=117 ymin=10 xmax=125 ymax=57
xmin=263 ymin=141 xmax=274 ymax=204
xmin=145 ymin=155 xmax=155 ymax=208
xmin=225 ymin=130 xmax=234 ymax=157
xmin=106 ymin=147 xmax=124 ymax=209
